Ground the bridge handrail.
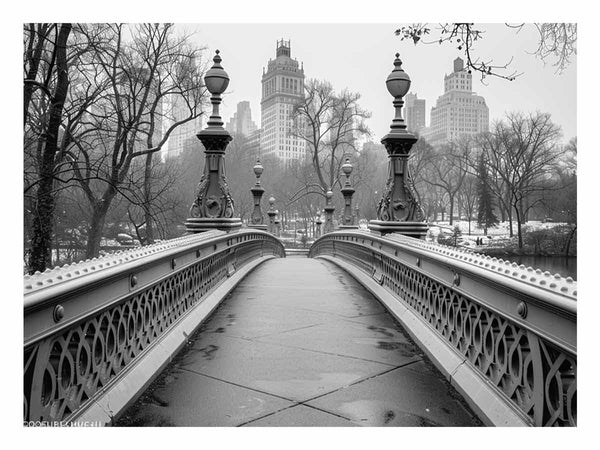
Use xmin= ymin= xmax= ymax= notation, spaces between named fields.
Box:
xmin=24 ymin=229 xmax=285 ymax=424
xmin=309 ymin=230 xmax=576 ymax=426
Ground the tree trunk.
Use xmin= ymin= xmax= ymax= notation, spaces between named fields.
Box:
xmin=85 ymin=203 xmax=110 ymax=258
xmin=514 ymin=202 xmax=523 ymax=249
xmin=507 ymin=206 xmax=514 ymax=237
xmin=143 ymin=153 xmax=155 ymax=244
xmin=449 ymin=195 xmax=455 ymax=225
xmin=27 ymin=23 xmax=72 ymax=274
xmin=24 ymin=24 xmax=49 ymax=126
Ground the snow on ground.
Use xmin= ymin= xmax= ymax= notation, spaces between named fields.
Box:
xmin=428 ymin=220 xmax=569 ymax=248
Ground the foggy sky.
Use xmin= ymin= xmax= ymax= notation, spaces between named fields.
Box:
xmin=180 ymin=23 xmax=576 ymax=145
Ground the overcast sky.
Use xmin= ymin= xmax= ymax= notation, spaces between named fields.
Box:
xmin=179 ymin=23 xmax=577 ymax=145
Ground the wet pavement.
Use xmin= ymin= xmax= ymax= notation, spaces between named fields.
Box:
xmin=116 ymin=257 xmax=481 ymax=427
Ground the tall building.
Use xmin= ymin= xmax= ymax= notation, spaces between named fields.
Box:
xmin=163 ymin=97 xmax=204 ymax=160
xmin=246 ymin=128 xmax=261 ymax=160
xmin=225 ymin=101 xmax=258 ymax=136
xmin=405 ymin=93 xmax=426 ymax=134
xmin=260 ymin=39 xmax=307 ymax=163
xmin=422 ymin=57 xmax=489 ymax=147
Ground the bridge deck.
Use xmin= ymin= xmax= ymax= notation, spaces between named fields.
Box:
xmin=116 ymin=257 xmax=481 ymax=427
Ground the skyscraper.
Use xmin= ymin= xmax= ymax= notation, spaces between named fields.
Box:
xmin=422 ymin=57 xmax=489 ymax=147
xmin=163 ymin=95 xmax=204 ymax=160
xmin=260 ymin=39 xmax=307 ymax=163
xmin=225 ymin=101 xmax=258 ymax=137
xmin=405 ymin=93 xmax=426 ymax=134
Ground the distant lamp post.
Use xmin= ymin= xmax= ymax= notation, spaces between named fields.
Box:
xmin=339 ymin=158 xmax=358 ymax=229
xmin=274 ymin=210 xmax=281 ymax=237
xmin=368 ymin=53 xmax=428 ymax=239
xmin=248 ymin=159 xmax=267 ymax=230
xmin=186 ymin=50 xmax=242 ymax=233
xmin=267 ymin=196 xmax=277 ymax=235
xmin=315 ymin=214 xmax=323 ymax=239
xmin=323 ymin=190 xmax=335 ymax=234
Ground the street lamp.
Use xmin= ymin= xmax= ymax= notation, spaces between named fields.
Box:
xmin=267 ymin=196 xmax=277 ymax=235
xmin=340 ymin=158 xmax=357 ymax=229
xmin=315 ymin=213 xmax=323 ymax=239
xmin=368 ymin=54 xmax=428 ymax=239
xmin=248 ymin=159 xmax=267 ymax=230
xmin=274 ymin=210 xmax=281 ymax=237
xmin=185 ymin=50 xmax=242 ymax=233
xmin=323 ymin=190 xmax=335 ymax=234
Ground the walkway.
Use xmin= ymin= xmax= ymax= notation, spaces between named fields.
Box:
xmin=116 ymin=257 xmax=481 ymax=426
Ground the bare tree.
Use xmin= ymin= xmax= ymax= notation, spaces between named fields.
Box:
xmin=395 ymin=23 xmax=577 ymax=81
xmin=483 ymin=112 xmax=562 ymax=248
xmin=24 ymin=23 xmax=73 ymax=273
xmin=421 ymin=138 xmax=472 ymax=225
xmin=66 ymin=24 xmax=208 ymax=257
xmin=457 ymin=173 xmax=478 ymax=235
xmin=290 ymin=79 xmax=370 ymax=200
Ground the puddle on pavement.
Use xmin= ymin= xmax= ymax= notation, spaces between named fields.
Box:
xmin=176 ymin=344 xmax=220 ymax=366
xmin=376 ymin=341 xmax=419 ymax=357
xmin=367 ymin=325 xmax=395 ymax=338
xmin=336 ymin=399 xmax=441 ymax=426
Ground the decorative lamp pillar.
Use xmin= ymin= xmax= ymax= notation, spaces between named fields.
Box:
xmin=323 ymin=190 xmax=335 ymax=234
xmin=339 ymin=158 xmax=358 ymax=229
xmin=315 ymin=214 xmax=323 ymax=239
xmin=248 ymin=159 xmax=267 ymax=230
xmin=274 ymin=210 xmax=281 ymax=237
xmin=267 ymin=196 xmax=277 ymax=235
xmin=185 ymin=50 xmax=242 ymax=233
xmin=368 ymin=54 xmax=428 ymax=239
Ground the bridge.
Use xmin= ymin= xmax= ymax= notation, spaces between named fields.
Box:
xmin=23 ymin=51 xmax=576 ymax=427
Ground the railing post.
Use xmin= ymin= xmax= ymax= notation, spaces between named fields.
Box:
xmin=248 ymin=159 xmax=267 ymax=230
xmin=185 ymin=50 xmax=242 ymax=233
xmin=368 ymin=54 xmax=428 ymax=239
xmin=339 ymin=158 xmax=358 ymax=229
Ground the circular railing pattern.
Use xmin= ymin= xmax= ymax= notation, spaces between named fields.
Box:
xmin=310 ymin=236 xmax=576 ymax=427
xmin=24 ymin=235 xmax=285 ymax=423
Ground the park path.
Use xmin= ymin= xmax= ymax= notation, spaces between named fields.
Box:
xmin=116 ymin=257 xmax=480 ymax=426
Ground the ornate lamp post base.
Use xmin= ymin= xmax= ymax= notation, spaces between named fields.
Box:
xmin=368 ymin=220 xmax=428 ymax=238
xmin=368 ymin=54 xmax=428 ymax=241
xmin=184 ymin=50 xmax=243 ymax=235
xmin=185 ymin=217 xmax=242 ymax=233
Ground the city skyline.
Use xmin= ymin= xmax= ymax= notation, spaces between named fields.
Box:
xmin=181 ymin=23 xmax=576 ymax=147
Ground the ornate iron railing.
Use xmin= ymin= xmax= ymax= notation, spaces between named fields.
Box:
xmin=24 ymin=229 xmax=284 ymax=424
xmin=309 ymin=230 xmax=576 ymax=427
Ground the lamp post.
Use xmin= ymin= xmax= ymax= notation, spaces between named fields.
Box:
xmin=267 ymin=196 xmax=277 ymax=235
xmin=323 ymin=190 xmax=335 ymax=234
xmin=315 ymin=214 xmax=323 ymax=239
xmin=274 ymin=210 xmax=281 ymax=237
xmin=368 ymin=53 xmax=428 ymax=239
xmin=339 ymin=158 xmax=358 ymax=229
xmin=248 ymin=159 xmax=267 ymax=230
xmin=185 ymin=50 xmax=242 ymax=233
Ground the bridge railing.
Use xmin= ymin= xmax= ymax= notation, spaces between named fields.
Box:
xmin=23 ymin=229 xmax=285 ymax=425
xmin=309 ymin=230 xmax=576 ymax=427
